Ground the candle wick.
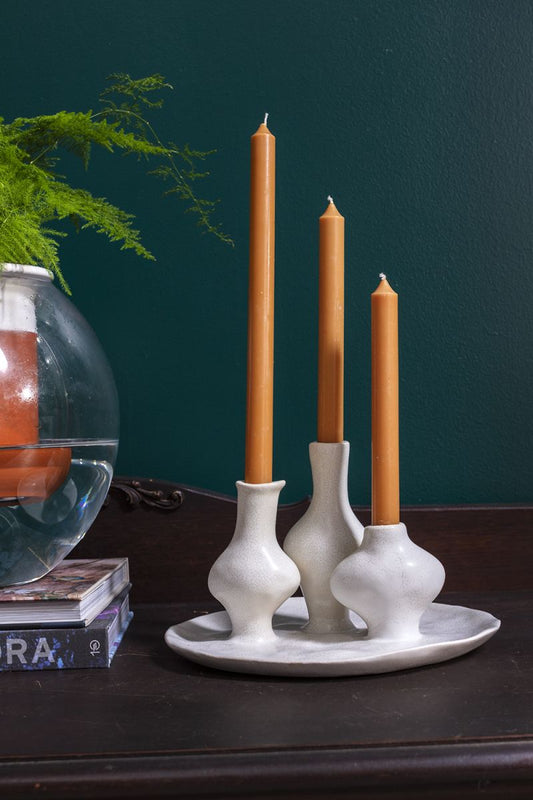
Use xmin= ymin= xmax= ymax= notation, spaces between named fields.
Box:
xmin=379 ymin=272 xmax=387 ymax=281
xmin=263 ymin=112 xmax=269 ymax=125
xmin=327 ymin=195 xmax=334 ymax=204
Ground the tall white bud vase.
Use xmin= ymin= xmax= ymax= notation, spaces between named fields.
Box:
xmin=283 ymin=442 xmax=364 ymax=633
xmin=208 ymin=480 xmax=301 ymax=643
xmin=330 ymin=522 xmax=446 ymax=640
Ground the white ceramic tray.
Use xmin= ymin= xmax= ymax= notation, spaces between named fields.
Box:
xmin=165 ymin=597 xmax=500 ymax=677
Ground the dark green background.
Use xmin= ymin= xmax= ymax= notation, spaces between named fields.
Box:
xmin=2 ymin=1 xmax=531 ymax=503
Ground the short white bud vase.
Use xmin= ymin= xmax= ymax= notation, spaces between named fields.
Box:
xmin=330 ymin=523 xmax=446 ymax=641
xmin=283 ymin=442 xmax=364 ymax=634
xmin=208 ymin=480 xmax=301 ymax=643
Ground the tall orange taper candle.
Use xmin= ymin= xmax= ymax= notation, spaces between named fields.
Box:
xmin=317 ymin=196 xmax=344 ymax=443
xmin=371 ymin=273 xmax=399 ymax=525
xmin=245 ymin=115 xmax=275 ymax=484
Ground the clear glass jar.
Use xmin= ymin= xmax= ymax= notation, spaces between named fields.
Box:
xmin=0 ymin=264 xmax=119 ymax=585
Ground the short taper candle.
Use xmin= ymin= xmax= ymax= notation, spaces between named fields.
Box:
xmin=317 ymin=197 xmax=344 ymax=443
xmin=371 ymin=274 xmax=399 ymax=525
xmin=245 ymin=117 xmax=276 ymax=484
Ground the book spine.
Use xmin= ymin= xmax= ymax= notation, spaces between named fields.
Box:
xmin=0 ymin=614 xmax=132 ymax=671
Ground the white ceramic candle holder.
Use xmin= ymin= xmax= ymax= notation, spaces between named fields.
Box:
xmin=166 ymin=486 xmax=500 ymax=677
xmin=207 ymin=480 xmax=301 ymax=643
xmin=330 ymin=522 xmax=445 ymax=640
xmin=283 ymin=441 xmax=363 ymax=633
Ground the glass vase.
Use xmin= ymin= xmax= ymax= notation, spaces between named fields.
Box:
xmin=0 ymin=263 xmax=119 ymax=585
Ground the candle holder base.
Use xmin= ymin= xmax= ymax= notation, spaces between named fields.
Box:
xmin=166 ymin=497 xmax=501 ymax=676
xmin=165 ymin=596 xmax=500 ymax=677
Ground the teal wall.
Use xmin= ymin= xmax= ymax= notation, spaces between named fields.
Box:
xmin=2 ymin=1 xmax=532 ymax=503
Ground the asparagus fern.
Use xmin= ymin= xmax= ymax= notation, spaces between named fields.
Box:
xmin=0 ymin=74 xmax=232 ymax=293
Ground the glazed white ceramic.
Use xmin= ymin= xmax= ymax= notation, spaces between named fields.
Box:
xmin=330 ymin=522 xmax=446 ymax=640
xmin=283 ymin=442 xmax=364 ymax=633
xmin=208 ymin=480 xmax=301 ymax=642
xmin=165 ymin=596 xmax=500 ymax=677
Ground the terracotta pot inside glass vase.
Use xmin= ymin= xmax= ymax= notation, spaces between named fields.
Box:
xmin=0 ymin=264 xmax=119 ymax=586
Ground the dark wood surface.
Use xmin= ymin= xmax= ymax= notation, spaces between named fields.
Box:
xmin=0 ymin=478 xmax=532 ymax=799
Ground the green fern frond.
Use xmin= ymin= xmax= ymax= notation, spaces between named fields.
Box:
xmin=0 ymin=73 xmax=232 ymax=293
xmin=9 ymin=112 xmax=167 ymax=170
xmin=99 ymin=76 xmax=234 ymax=247
xmin=100 ymin=73 xmax=173 ymax=113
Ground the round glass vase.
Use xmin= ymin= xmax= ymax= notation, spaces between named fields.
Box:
xmin=0 ymin=263 xmax=119 ymax=586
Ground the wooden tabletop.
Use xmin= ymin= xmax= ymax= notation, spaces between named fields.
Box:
xmin=0 ymin=479 xmax=531 ymax=799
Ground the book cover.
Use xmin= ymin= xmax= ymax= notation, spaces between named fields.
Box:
xmin=0 ymin=558 xmax=130 ymax=626
xmin=0 ymin=586 xmax=133 ymax=670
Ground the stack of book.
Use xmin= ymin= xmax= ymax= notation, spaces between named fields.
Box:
xmin=0 ymin=558 xmax=132 ymax=671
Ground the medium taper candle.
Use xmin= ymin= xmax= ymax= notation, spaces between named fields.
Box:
xmin=245 ymin=115 xmax=276 ymax=484
xmin=371 ymin=274 xmax=399 ymax=525
xmin=317 ymin=196 xmax=344 ymax=443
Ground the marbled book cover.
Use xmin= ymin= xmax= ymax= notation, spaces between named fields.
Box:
xmin=0 ymin=559 xmax=127 ymax=603
xmin=0 ymin=586 xmax=132 ymax=670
